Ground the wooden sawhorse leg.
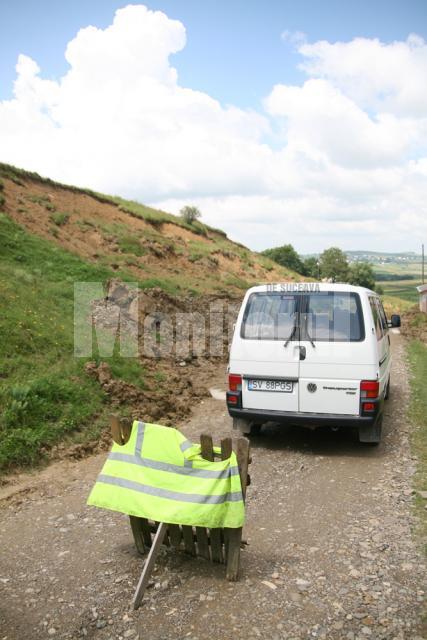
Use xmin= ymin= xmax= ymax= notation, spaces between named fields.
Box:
xmin=132 ymin=522 xmax=168 ymax=609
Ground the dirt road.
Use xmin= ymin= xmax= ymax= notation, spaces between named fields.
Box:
xmin=1 ymin=333 xmax=425 ymax=640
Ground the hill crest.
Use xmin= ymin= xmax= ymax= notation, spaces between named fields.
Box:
xmin=0 ymin=162 xmax=298 ymax=295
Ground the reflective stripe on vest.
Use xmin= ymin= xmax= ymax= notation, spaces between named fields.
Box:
xmin=87 ymin=421 xmax=245 ymax=529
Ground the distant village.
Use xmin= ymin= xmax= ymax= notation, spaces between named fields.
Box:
xmin=346 ymin=251 xmax=421 ymax=265
xmin=302 ymin=251 xmax=421 ymax=266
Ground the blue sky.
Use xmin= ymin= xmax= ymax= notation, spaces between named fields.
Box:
xmin=1 ymin=1 xmax=426 ymax=252
xmin=1 ymin=0 xmax=426 ymax=108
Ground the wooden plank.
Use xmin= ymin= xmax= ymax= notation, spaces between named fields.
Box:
xmin=222 ymin=527 xmax=229 ymax=563
xmin=132 ymin=522 xmax=167 ymax=609
xmin=146 ymin=521 xmax=170 ymax=546
xmin=221 ymin=438 xmax=232 ymax=562
xmin=110 ymin=414 xmax=132 ymax=445
xmin=196 ymin=527 xmax=210 ymax=561
xmin=121 ymin=419 xmax=132 ymax=444
xmin=226 ymin=436 xmax=250 ymax=581
xmin=162 ymin=524 xmax=171 ymax=547
xmin=129 ymin=516 xmax=146 ymax=556
xmin=140 ymin=518 xmax=153 ymax=547
xmin=225 ymin=528 xmax=242 ymax=580
xmin=200 ymin=434 xmax=223 ymax=562
xmin=182 ymin=525 xmax=196 ymax=556
xmin=209 ymin=529 xmax=223 ymax=563
xmin=220 ymin=437 xmax=232 ymax=460
xmin=200 ymin=434 xmax=214 ymax=461
xmin=168 ymin=524 xmax=182 ymax=548
xmin=236 ymin=437 xmax=250 ymax=500
xmin=110 ymin=414 xmax=123 ymax=444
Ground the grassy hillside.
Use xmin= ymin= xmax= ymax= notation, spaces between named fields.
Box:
xmin=0 ymin=162 xmax=301 ymax=473
xmin=0 ymin=212 xmax=114 ymax=470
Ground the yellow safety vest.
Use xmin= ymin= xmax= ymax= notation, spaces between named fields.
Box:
xmin=87 ymin=421 xmax=245 ymax=529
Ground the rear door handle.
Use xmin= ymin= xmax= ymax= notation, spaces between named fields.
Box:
xmin=299 ymin=346 xmax=306 ymax=360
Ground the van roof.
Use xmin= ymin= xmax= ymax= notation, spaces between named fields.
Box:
xmin=246 ymin=282 xmax=376 ymax=295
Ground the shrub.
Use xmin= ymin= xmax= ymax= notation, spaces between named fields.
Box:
xmin=180 ymin=205 xmax=201 ymax=224
xmin=0 ymin=194 xmax=5 ymax=210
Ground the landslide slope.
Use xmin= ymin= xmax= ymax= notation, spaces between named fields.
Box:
xmin=0 ymin=163 xmax=300 ymax=474
xmin=0 ymin=162 xmax=296 ymax=295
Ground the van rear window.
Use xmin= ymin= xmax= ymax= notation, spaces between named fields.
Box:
xmin=241 ymin=293 xmax=300 ymax=340
xmin=241 ymin=291 xmax=365 ymax=342
xmin=303 ymin=292 xmax=365 ymax=342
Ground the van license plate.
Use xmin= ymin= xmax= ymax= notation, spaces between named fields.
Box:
xmin=248 ymin=379 xmax=293 ymax=392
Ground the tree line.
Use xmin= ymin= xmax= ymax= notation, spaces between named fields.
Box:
xmin=262 ymin=244 xmax=381 ymax=292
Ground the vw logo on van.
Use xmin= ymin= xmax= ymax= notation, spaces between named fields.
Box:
xmin=307 ymin=383 xmax=317 ymax=393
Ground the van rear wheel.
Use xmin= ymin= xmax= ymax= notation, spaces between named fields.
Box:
xmin=359 ymin=417 xmax=382 ymax=445
xmin=384 ymin=378 xmax=390 ymax=400
xmin=247 ymin=423 xmax=262 ymax=436
xmin=232 ymin=418 xmax=262 ymax=436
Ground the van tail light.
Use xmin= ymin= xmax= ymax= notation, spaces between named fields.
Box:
xmin=228 ymin=374 xmax=242 ymax=392
xmin=360 ymin=380 xmax=379 ymax=399
xmin=362 ymin=402 xmax=375 ymax=412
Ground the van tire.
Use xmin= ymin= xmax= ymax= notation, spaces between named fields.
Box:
xmin=232 ymin=418 xmax=248 ymax=433
xmin=358 ymin=417 xmax=382 ymax=445
xmin=384 ymin=378 xmax=390 ymax=400
xmin=247 ymin=423 xmax=262 ymax=437
xmin=232 ymin=418 xmax=262 ymax=436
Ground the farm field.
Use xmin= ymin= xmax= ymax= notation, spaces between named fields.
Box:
xmin=374 ymin=259 xmax=423 ymax=309
xmin=381 ymin=279 xmax=421 ymax=304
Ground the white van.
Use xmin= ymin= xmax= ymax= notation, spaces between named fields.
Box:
xmin=226 ymin=283 xmax=401 ymax=444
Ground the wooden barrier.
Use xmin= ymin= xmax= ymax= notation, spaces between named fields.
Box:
xmin=109 ymin=415 xmax=251 ymax=608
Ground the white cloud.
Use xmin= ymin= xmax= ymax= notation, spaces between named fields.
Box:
xmin=298 ymin=34 xmax=427 ymax=117
xmin=0 ymin=4 xmax=426 ymax=253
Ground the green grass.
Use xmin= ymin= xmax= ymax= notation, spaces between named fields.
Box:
xmin=27 ymin=194 xmax=52 ymax=207
xmin=223 ymin=275 xmax=250 ymax=290
xmin=0 ymin=213 xmax=145 ymax=472
xmin=407 ymin=339 xmax=427 ymax=554
xmin=50 ymin=211 xmax=70 ymax=226
xmin=107 ymin=196 xmax=210 ymax=238
xmin=117 ymin=235 xmax=146 ymax=257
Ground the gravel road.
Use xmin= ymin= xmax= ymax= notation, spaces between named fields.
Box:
xmin=0 ymin=332 xmax=425 ymax=640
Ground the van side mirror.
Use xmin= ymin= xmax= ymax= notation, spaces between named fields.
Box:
xmin=388 ymin=314 xmax=401 ymax=328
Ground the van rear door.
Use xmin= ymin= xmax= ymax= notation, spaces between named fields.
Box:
xmin=235 ymin=292 xmax=302 ymax=412
xmin=298 ymin=291 xmax=367 ymax=415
